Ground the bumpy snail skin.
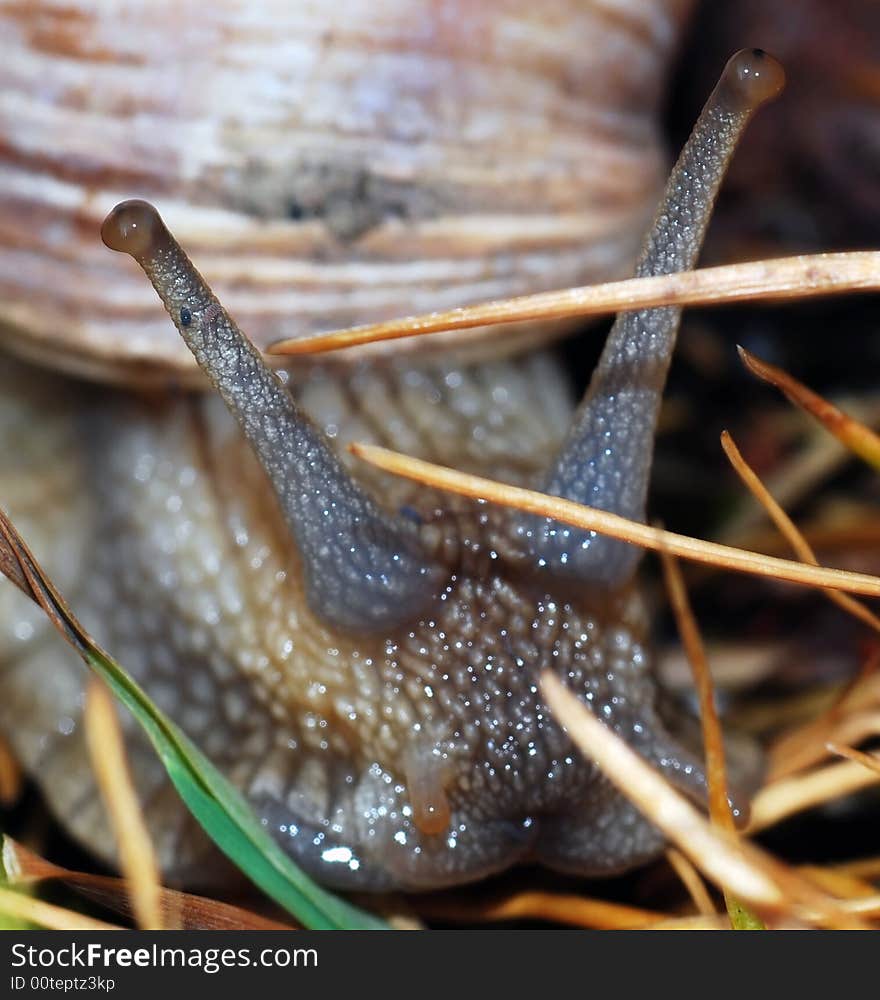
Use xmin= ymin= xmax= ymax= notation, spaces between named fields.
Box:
xmin=0 ymin=51 xmax=777 ymax=891
xmin=530 ymin=49 xmax=785 ymax=589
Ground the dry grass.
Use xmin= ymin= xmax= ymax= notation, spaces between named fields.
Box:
xmin=412 ymin=891 xmax=668 ymax=929
xmin=766 ymin=657 xmax=880 ymax=780
xmin=827 ymin=743 xmax=880 ymax=776
xmin=0 ymin=732 xmax=21 ymax=807
xmin=7 ymin=253 xmax=880 ymax=931
xmin=0 ymin=885 xmax=123 ymax=931
xmin=351 ymin=442 xmax=880 ymax=598
xmin=268 ymin=252 xmax=880 ymax=356
xmin=749 ymin=758 xmax=880 ymax=832
xmin=658 ymin=550 xmax=735 ymax=831
xmin=541 ymin=671 xmax=865 ymax=928
xmin=664 ymin=848 xmax=716 ymax=916
xmin=2 ymin=837 xmax=292 ymax=930
xmin=720 ymin=430 xmax=880 ymax=633
xmin=739 ymin=347 xmax=880 ymax=471
xmin=83 ymin=677 xmax=164 ymax=930
xmin=343 ymin=361 xmax=880 ymax=928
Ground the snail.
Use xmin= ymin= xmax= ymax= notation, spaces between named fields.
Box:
xmin=0 ymin=0 xmax=694 ymax=883
xmin=0 ymin=47 xmax=784 ymax=891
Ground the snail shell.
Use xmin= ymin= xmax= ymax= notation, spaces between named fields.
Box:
xmin=0 ymin=0 xmax=692 ymax=384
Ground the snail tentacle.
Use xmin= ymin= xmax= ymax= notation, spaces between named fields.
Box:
xmin=101 ymin=200 xmax=441 ymax=633
xmin=525 ymin=49 xmax=786 ymax=588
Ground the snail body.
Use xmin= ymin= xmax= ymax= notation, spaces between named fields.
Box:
xmin=0 ymin=50 xmax=783 ymax=890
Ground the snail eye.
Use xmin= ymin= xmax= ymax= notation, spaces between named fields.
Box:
xmin=100 ymin=198 xmax=163 ymax=257
xmin=722 ymin=47 xmax=785 ymax=110
xmin=180 ymin=306 xmax=192 ymax=327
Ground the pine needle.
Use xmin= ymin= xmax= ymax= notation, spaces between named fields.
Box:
xmin=665 ymin=848 xmax=717 ymax=917
xmin=351 ymin=442 xmax=880 ymax=598
xmin=2 ymin=836 xmax=292 ymax=930
xmin=658 ymin=548 xmax=762 ymax=926
xmin=740 ymin=347 xmax=880 ymax=471
xmin=84 ymin=677 xmax=164 ymax=930
xmin=0 ymin=886 xmax=122 ymax=931
xmin=749 ymin=758 xmax=880 ymax=831
xmin=826 ymin=742 xmax=880 ymax=776
xmin=659 ymin=550 xmax=735 ymax=832
xmin=0 ymin=732 xmax=21 ymax=806
xmin=268 ymin=252 xmax=880 ymax=355
xmin=720 ymin=429 xmax=880 ymax=633
xmin=414 ymin=891 xmax=667 ymax=929
xmin=540 ymin=672 xmax=864 ymax=928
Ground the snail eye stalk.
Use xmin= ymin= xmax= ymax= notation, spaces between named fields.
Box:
xmin=527 ymin=48 xmax=785 ymax=589
xmin=102 ymin=200 xmax=440 ymax=634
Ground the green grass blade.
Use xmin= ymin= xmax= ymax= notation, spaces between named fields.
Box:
xmin=0 ymin=508 xmax=386 ymax=930
xmin=725 ymin=894 xmax=766 ymax=930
